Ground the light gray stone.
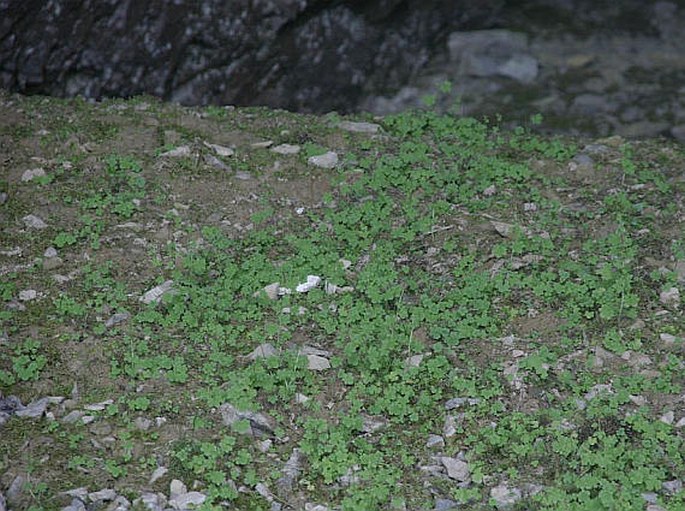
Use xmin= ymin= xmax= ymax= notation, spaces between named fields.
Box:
xmin=203 ymin=141 xmax=234 ymax=157
xmin=15 ymin=397 xmax=49 ymax=418
xmin=498 ymin=54 xmax=538 ymax=83
xmin=271 ymin=144 xmax=301 ymax=155
xmin=169 ymin=491 xmax=205 ymax=510
xmin=149 ymin=466 xmax=168 ymax=485
xmin=306 ymin=354 xmax=330 ymax=371
xmin=43 ymin=256 xmax=64 ymax=270
xmin=246 ymin=343 xmax=278 ymax=360
xmin=426 ymin=434 xmax=445 ymax=448
xmin=490 ymin=483 xmax=522 ymax=509
xmin=88 ymin=489 xmax=117 ymax=502
xmin=161 ymin=146 xmax=191 ymax=158
xmin=140 ymin=280 xmax=174 ymax=304
xmin=6 ymin=476 xmax=25 ymax=506
xmin=21 ymin=168 xmax=46 ymax=182
xmin=441 ymin=457 xmax=470 ymax=482
xmin=277 ymin=448 xmax=302 ymax=494
xmin=22 ymin=214 xmax=48 ymax=229
xmin=308 ymin=152 xmax=338 ymax=169
xmin=434 ymin=499 xmax=458 ymax=511
xmin=663 ymin=479 xmax=683 ymax=495
xmin=219 ymin=403 xmax=275 ymax=436
xmin=660 ymin=287 xmax=680 ymax=308
xmin=338 ymin=121 xmax=381 ymax=133
xmin=445 ymin=397 xmax=480 ymax=409
xmin=105 ymin=312 xmax=130 ymax=328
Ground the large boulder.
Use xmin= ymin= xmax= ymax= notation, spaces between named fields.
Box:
xmin=0 ymin=0 xmax=501 ymax=112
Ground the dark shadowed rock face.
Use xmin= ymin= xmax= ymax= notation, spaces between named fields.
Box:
xmin=0 ymin=0 xmax=502 ymax=112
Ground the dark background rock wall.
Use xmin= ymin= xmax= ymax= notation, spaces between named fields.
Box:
xmin=2 ymin=0 xmax=685 ymax=139
xmin=0 ymin=0 xmax=501 ymax=112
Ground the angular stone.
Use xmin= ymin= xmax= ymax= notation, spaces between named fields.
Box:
xmin=306 ymin=354 xmax=330 ymax=371
xmin=43 ymin=256 xmax=64 ymax=270
xmin=88 ymin=489 xmax=117 ymax=502
xmin=490 ymin=484 xmax=522 ymax=509
xmin=219 ymin=403 xmax=275 ymax=436
xmin=169 ymin=491 xmax=206 ymax=510
xmin=246 ymin=343 xmax=278 ymax=360
xmin=140 ymin=280 xmax=174 ymax=304
xmin=271 ymin=144 xmax=301 ymax=155
xmin=21 ymin=168 xmax=46 ymax=181
xmin=203 ymin=141 xmax=234 ymax=157
xmin=426 ymin=434 xmax=445 ymax=449
xmin=105 ymin=312 xmax=130 ymax=328
xmin=296 ymin=275 xmax=321 ymax=293
xmin=660 ymin=287 xmax=680 ymax=308
xmin=15 ymin=397 xmax=49 ymax=418
xmin=338 ymin=121 xmax=381 ymax=133
xmin=277 ymin=448 xmax=302 ymax=494
xmin=308 ymin=152 xmax=338 ymax=169
xmin=22 ymin=214 xmax=48 ymax=229
xmin=441 ymin=456 xmax=470 ymax=482
xmin=161 ymin=146 xmax=191 ymax=158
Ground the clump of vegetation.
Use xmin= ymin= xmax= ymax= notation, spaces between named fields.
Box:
xmin=0 ymin=90 xmax=683 ymax=510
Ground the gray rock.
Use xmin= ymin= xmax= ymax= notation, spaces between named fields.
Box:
xmin=0 ymin=395 xmax=24 ymax=417
xmin=15 ymin=397 xmax=49 ymax=418
xmin=434 ymin=499 xmax=458 ymax=511
xmin=21 ymin=168 xmax=46 ymax=181
xmin=22 ymin=214 xmax=48 ymax=229
xmin=0 ymin=192 xmax=7 ymax=205
xmin=426 ymin=434 xmax=445 ymax=448
xmin=306 ymin=354 xmax=330 ymax=371
xmin=6 ymin=476 xmax=25 ymax=506
xmin=203 ymin=141 xmax=234 ymax=157
xmin=43 ymin=256 xmax=64 ymax=271
xmin=0 ymin=490 xmax=5 ymax=511
xmin=308 ymin=152 xmax=338 ymax=169
xmin=361 ymin=415 xmax=387 ymax=433
xmin=443 ymin=414 xmax=458 ymax=437
xmin=1 ymin=1 xmax=498 ymax=113
xmin=271 ymin=144 xmax=301 ymax=155
xmin=149 ymin=466 xmax=168 ymax=485
xmin=134 ymin=417 xmax=152 ymax=431
xmin=498 ymin=54 xmax=538 ymax=83
xmin=105 ymin=312 xmax=130 ymax=328
xmin=642 ymin=493 xmax=658 ymax=504
xmin=168 ymin=491 xmax=206 ymax=510
xmin=660 ymin=287 xmax=680 ymax=308
xmin=140 ymin=280 xmax=174 ymax=304
xmin=62 ymin=410 xmax=86 ymax=424
xmin=90 ymin=422 xmax=113 ymax=436
xmin=663 ymin=479 xmax=683 ymax=495
xmin=490 ymin=483 xmax=522 ymax=509
xmin=445 ymin=397 xmax=480 ymax=409
xmin=109 ymin=496 xmax=131 ymax=511
xmin=219 ymin=403 xmax=275 ymax=437
xmin=277 ymin=448 xmax=303 ymax=494
xmin=338 ymin=121 xmax=381 ymax=133
xmin=674 ymin=260 xmax=685 ymax=284
xmin=61 ymin=498 xmax=87 ymax=511
xmin=304 ymin=505 xmax=330 ymax=511
xmin=440 ymin=456 xmax=470 ymax=482
xmin=134 ymin=492 xmax=167 ymax=511
xmin=161 ymin=146 xmax=191 ymax=158
xmin=88 ymin=489 xmax=117 ymax=502
xmin=246 ymin=343 xmax=278 ymax=360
